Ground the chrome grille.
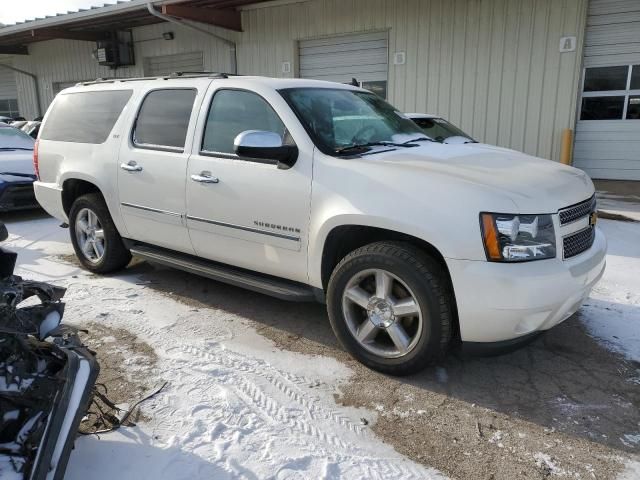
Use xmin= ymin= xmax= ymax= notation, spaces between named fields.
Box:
xmin=563 ymin=227 xmax=595 ymax=259
xmin=559 ymin=195 xmax=596 ymax=225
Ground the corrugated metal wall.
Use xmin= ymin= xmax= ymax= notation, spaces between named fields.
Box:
xmin=0 ymin=60 xmax=18 ymax=100
xmin=9 ymin=21 xmax=235 ymax=119
xmin=3 ymin=0 xmax=587 ymax=162
xmin=238 ymin=0 xmax=588 ymax=162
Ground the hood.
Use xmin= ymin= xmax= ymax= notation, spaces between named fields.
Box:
xmin=0 ymin=151 xmax=35 ymax=179
xmin=370 ymin=143 xmax=594 ymax=213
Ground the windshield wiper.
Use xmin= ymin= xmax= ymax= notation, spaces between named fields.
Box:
xmin=402 ymin=137 xmax=435 ymax=144
xmin=0 ymin=147 xmax=33 ymax=151
xmin=335 ymin=140 xmax=419 ymax=154
xmin=335 ymin=142 xmax=393 ymax=154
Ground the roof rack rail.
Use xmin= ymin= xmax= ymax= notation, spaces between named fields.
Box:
xmin=79 ymin=72 xmax=237 ymax=86
xmin=170 ymin=71 xmax=235 ymax=78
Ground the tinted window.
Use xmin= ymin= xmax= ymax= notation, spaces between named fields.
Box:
xmin=40 ymin=90 xmax=132 ymax=143
xmin=580 ymin=96 xmax=625 ymax=120
xmin=583 ymin=66 xmax=628 ymax=92
xmin=202 ymin=90 xmax=286 ymax=154
xmin=133 ymin=89 xmax=196 ymax=150
xmin=631 ymin=65 xmax=640 ymax=90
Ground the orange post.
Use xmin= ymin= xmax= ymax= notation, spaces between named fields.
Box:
xmin=560 ymin=128 xmax=573 ymax=166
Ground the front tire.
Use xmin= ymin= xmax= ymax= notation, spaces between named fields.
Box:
xmin=327 ymin=242 xmax=452 ymax=375
xmin=69 ymin=193 xmax=131 ymax=273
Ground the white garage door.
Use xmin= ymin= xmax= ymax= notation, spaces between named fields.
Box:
xmin=299 ymin=31 xmax=388 ymax=98
xmin=574 ymin=0 xmax=640 ymax=180
xmin=0 ymin=63 xmax=19 ymax=118
xmin=144 ymin=51 xmax=204 ymax=77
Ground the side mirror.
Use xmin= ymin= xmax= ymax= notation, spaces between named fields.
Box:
xmin=0 ymin=222 xmax=7 ymax=242
xmin=234 ymin=130 xmax=298 ymax=170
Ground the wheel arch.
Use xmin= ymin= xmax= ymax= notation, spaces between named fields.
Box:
xmin=318 ymin=223 xmax=460 ymax=341
xmin=61 ymin=178 xmax=102 ymax=217
xmin=320 ymin=224 xmax=449 ymax=288
xmin=60 ymin=175 xmax=128 ymax=237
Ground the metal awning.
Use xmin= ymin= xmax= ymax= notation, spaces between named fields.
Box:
xmin=0 ymin=0 xmax=268 ymax=54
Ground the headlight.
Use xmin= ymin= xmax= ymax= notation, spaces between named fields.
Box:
xmin=480 ymin=213 xmax=556 ymax=262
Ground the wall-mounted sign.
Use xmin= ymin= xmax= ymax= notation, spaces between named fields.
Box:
xmin=559 ymin=36 xmax=576 ymax=53
xmin=393 ymin=51 xmax=406 ymax=65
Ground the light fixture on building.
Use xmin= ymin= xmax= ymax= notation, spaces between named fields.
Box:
xmin=162 ymin=31 xmax=174 ymax=40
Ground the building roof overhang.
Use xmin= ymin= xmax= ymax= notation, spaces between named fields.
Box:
xmin=0 ymin=0 xmax=269 ymax=54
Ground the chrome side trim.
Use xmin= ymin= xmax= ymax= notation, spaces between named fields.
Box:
xmin=186 ymin=215 xmax=300 ymax=242
xmin=121 ymin=202 xmax=182 ymax=217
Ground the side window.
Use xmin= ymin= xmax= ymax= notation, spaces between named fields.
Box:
xmin=133 ymin=89 xmax=196 ymax=150
xmin=201 ymin=89 xmax=287 ymax=155
xmin=40 ymin=90 xmax=132 ymax=143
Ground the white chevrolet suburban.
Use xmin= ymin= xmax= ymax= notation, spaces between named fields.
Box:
xmin=34 ymin=74 xmax=606 ymax=375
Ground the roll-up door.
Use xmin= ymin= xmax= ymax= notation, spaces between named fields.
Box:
xmin=574 ymin=0 xmax=640 ymax=180
xmin=299 ymin=31 xmax=388 ymax=98
xmin=144 ymin=52 xmax=204 ymax=76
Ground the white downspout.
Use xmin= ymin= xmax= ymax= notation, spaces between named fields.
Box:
xmin=145 ymin=2 xmax=237 ymax=74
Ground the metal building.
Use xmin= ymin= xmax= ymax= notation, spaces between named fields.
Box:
xmin=0 ymin=0 xmax=637 ymax=180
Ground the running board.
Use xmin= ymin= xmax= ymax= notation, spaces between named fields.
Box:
xmin=127 ymin=243 xmax=318 ymax=302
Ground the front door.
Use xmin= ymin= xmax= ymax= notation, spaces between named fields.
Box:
xmin=118 ymin=84 xmax=204 ymax=253
xmin=185 ymin=86 xmax=313 ymax=283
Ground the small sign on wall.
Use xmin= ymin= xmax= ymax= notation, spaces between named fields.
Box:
xmin=559 ymin=36 xmax=576 ymax=53
xmin=393 ymin=52 xmax=406 ymax=65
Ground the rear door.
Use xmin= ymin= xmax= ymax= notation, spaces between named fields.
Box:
xmin=117 ymin=80 xmax=207 ymax=253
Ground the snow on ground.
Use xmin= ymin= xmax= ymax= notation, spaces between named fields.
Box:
xmin=5 ymin=216 xmax=445 ymax=480
xmin=579 ymin=219 xmax=640 ymax=363
xmin=4 ymin=214 xmax=640 ymax=479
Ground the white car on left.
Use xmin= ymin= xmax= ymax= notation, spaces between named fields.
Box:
xmin=0 ymin=123 xmax=38 ymax=212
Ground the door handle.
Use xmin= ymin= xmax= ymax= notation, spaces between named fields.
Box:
xmin=191 ymin=172 xmax=219 ymax=184
xmin=120 ymin=161 xmax=143 ymax=172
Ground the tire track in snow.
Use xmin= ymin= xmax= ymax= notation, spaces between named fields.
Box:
xmin=62 ymin=282 xmax=444 ymax=479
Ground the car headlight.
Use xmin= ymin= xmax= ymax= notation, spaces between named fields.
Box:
xmin=480 ymin=213 xmax=556 ymax=262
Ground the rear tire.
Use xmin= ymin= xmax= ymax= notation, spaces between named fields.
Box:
xmin=327 ymin=241 xmax=452 ymax=375
xmin=69 ymin=193 xmax=131 ymax=273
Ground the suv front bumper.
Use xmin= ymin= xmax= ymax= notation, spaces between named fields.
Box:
xmin=446 ymin=227 xmax=606 ymax=344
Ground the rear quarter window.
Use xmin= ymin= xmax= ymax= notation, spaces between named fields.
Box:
xmin=40 ymin=90 xmax=132 ymax=144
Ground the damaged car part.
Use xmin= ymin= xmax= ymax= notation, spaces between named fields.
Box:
xmin=0 ymin=220 xmax=99 ymax=480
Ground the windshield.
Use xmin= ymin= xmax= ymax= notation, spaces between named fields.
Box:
xmin=279 ymin=88 xmax=425 ymax=155
xmin=410 ymin=117 xmax=474 ymax=143
xmin=0 ymin=126 xmax=34 ymax=150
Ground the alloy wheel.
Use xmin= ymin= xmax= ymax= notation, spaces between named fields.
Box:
xmin=74 ymin=208 xmax=106 ymax=264
xmin=341 ymin=268 xmax=423 ymax=359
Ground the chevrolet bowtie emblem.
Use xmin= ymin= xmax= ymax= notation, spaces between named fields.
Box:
xmin=589 ymin=211 xmax=598 ymax=226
